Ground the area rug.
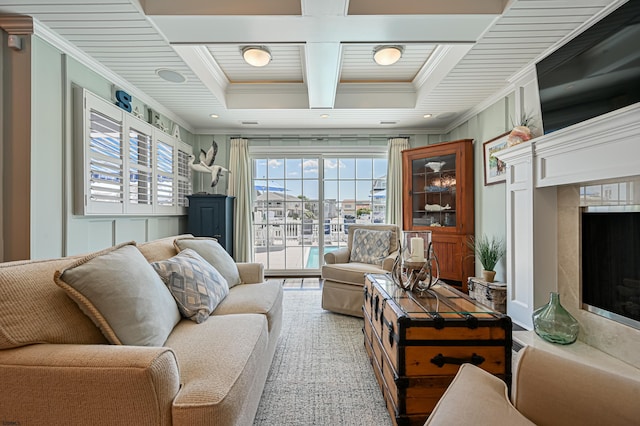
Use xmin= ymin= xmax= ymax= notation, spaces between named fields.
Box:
xmin=253 ymin=290 xmax=392 ymax=426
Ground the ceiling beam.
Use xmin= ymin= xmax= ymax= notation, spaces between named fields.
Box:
xmin=305 ymin=43 xmax=342 ymax=108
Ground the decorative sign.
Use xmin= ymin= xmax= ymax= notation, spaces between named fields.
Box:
xmin=113 ymin=88 xmax=132 ymax=113
xmin=132 ymin=106 xmax=144 ymax=120
xmin=172 ymin=124 xmax=182 ymax=141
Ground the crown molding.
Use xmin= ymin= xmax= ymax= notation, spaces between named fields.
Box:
xmin=31 ymin=19 xmax=194 ymax=134
xmin=191 ymin=126 xmax=447 ymax=135
xmin=0 ymin=15 xmax=33 ymax=35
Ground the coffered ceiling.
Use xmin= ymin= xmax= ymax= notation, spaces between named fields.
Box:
xmin=0 ymin=0 xmax=623 ymax=134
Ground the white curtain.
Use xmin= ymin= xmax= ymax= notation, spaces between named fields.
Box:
xmin=386 ymin=137 xmax=410 ymax=228
xmin=228 ymin=138 xmax=252 ymax=262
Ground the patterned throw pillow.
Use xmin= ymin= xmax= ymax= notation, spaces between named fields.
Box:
xmin=174 ymin=237 xmax=242 ymax=288
xmin=151 ymin=249 xmax=229 ymax=323
xmin=54 ymin=242 xmax=181 ymax=347
xmin=350 ymin=229 xmax=392 ymax=266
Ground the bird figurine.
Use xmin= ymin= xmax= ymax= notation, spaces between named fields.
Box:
xmin=188 ymin=139 xmax=230 ymax=187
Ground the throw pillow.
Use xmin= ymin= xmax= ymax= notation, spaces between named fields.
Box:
xmin=54 ymin=242 xmax=181 ymax=347
xmin=151 ymin=249 xmax=229 ymax=323
xmin=350 ymin=229 xmax=392 ymax=266
xmin=173 ymin=237 xmax=242 ymax=288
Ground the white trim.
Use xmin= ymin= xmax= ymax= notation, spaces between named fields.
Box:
xmin=32 ymin=19 xmax=194 ymax=134
xmin=172 ymin=45 xmax=229 ymax=108
xmin=249 ymin=145 xmax=387 ymax=156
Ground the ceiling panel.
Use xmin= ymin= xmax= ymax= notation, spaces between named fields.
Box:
xmin=208 ymin=44 xmax=304 ymax=83
xmin=340 ymin=44 xmax=436 ymax=82
xmin=0 ymin=0 xmax=619 ymax=132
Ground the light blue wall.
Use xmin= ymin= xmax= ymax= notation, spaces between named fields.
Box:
xmin=31 ymin=37 xmax=64 ymax=259
xmin=446 ymin=94 xmax=515 ymax=281
xmin=31 ymin=36 xmax=195 ymax=258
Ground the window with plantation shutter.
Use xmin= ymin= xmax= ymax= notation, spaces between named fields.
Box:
xmin=156 ymin=138 xmax=175 ymax=213
xmin=126 ymin=119 xmax=154 ymax=214
xmin=76 ymin=88 xmax=192 ymax=216
xmin=177 ymin=142 xmax=192 ymax=212
xmin=80 ymin=92 xmax=125 ymax=215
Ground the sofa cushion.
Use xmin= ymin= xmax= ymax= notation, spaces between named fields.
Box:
xmin=151 ymin=249 xmax=229 ymax=323
xmin=54 ymin=242 xmax=181 ymax=346
xmin=0 ymin=257 xmax=108 ymax=349
xmin=424 ymin=363 xmax=534 ymax=426
xmin=347 ymin=224 xmax=399 ymax=254
xmin=350 ymin=228 xmax=392 ymax=266
xmin=212 ymin=280 xmax=283 ymax=332
xmin=166 ymin=314 xmax=270 ymax=425
xmin=174 ymin=237 xmax=242 ymax=288
xmin=513 ymin=346 xmax=640 ymax=426
xmin=322 ymin=262 xmax=387 ymax=287
xmin=137 ymin=234 xmax=193 ymax=263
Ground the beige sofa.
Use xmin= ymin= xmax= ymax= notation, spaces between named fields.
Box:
xmin=425 ymin=345 xmax=640 ymax=426
xmin=0 ymin=235 xmax=283 ymax=426
xmin=321 ymin=224 xmax=400 ymax=317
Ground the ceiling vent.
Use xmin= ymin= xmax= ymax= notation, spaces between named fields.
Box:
xmin=380 ymin=121 xmax=397 ymax=125
xmin=241 ymin=121 xmax=259 ymax=125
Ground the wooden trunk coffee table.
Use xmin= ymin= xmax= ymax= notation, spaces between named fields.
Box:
xmin=363 ymin=273 xmax=512 ymax=426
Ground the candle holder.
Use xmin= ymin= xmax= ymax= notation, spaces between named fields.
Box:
xmin=391 ymin=231 xmax=440 ymax=292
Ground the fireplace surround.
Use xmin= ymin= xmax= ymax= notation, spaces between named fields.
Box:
xmin=497 ymin=102 xmax=640 ymax=367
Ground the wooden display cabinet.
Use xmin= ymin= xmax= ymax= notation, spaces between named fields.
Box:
xmin=402 ymin=139 xmax=474 ymax=291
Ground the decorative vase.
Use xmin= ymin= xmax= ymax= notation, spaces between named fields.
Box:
xmin=481 ymin=269 xmax=496 ymax=283
xmin=532 ymin=292 xmax=579 ymax=345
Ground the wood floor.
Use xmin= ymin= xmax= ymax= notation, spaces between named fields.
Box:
xmin=267 ymin=277 xmax=323 ymax=290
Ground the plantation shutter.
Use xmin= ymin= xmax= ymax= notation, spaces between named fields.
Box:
xmin=177 ymin=141 xmax=192 ymax=213
xmin=126 ymin=118 xmax=154 ymax=214
xmin=84 ymin=93 xmax=124 ymax=214
xmin=155 ymin=135 xmax=175 ymax=214
xmin=76 ymin=88 xmax=193 ymax=216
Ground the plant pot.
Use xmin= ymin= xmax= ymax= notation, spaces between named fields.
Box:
xmin=481 ymin=269 xmax=496 ymax=283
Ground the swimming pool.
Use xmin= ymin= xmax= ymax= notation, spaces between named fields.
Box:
xmin=305 ymin=246 xmax=340 ymax=269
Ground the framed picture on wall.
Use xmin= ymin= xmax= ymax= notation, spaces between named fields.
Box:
xmin=483 ymin=132 xmax=510 ymax=186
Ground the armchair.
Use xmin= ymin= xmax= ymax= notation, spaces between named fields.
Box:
xmin=321 ymin=224 xmax=400 ymax=317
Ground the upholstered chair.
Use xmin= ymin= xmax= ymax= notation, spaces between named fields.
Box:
xmin=321 ymin=224 xmax=400 ymax=317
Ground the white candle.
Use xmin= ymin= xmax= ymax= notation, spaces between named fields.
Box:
xmin=410 ymin=237 xmax=425 ymax=262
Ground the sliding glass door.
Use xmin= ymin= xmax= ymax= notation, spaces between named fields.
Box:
xmin=251 ymin=153 xmax=387 ymax=276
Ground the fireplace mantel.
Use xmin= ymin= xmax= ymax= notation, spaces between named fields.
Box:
xmin=533 ymin=103 xmax=640 ymax=188
xmin=496 ymin=102 xmax=640 ymax=331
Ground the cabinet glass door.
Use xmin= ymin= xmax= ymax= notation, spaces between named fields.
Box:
xmin=411 ymin=153 xmax=457 ymax=229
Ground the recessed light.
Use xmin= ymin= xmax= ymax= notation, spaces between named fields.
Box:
xmin=155 ymin=68 xmax=186 ymax=83
xmin=423 ymin=114 xmax=433 ymax=119
xmin=320 ymin=114 xmax=330 ymax=118
xmin=209 ymin=114 xmax=219 ymax=119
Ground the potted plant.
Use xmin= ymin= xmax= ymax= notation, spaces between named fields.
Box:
xmin=467 ymin=234 xmax=506 ymax=283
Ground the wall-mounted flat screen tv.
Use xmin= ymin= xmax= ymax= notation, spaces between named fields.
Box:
xmin=536 ymin=0 xmax=640 ymax=134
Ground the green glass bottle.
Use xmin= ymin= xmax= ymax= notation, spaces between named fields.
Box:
xmin=532 ymin=292 xmax=579 ymax=344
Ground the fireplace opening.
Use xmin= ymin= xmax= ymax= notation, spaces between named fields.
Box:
xmin=581 ymin=209 xmax=640 ymax=329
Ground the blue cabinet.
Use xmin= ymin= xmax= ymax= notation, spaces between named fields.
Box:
xmin=187 ymin=194 xmax=235 ymax=257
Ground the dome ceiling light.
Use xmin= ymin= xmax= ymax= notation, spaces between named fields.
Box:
xmin=242 ymin=46 xmax=272 ymax=67
xmin=373 ymin=45 xmax=403 ymax=66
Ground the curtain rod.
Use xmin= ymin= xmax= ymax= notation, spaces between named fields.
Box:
xmin=232 ymin=136 xmax=410 ymax=142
